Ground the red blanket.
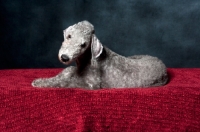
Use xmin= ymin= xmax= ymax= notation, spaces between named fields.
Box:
xmin=0 ymin=68 xmax=200 ymax=131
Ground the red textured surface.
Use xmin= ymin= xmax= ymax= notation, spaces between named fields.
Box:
xmin=0 ymin=68 xmax=200 ymax=131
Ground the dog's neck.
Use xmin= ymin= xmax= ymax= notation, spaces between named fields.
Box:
xmin=75 ymin=45 xmax=107 ymax=73
xmin=75 ymin=45 xmax=107 ymax=89
xmin=75 ymin=45 xmax=92 ymax=72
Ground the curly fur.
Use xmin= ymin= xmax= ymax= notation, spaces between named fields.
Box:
xmin=32 ymin=20 xmax=168 ymax=89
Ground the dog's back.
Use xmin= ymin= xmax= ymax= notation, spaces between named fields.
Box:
xmin=99 ymin=47 xmax=168 ymax=88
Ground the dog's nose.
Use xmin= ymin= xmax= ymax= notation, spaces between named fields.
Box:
xmin=61 ymin=54 xmax=69 ymax=62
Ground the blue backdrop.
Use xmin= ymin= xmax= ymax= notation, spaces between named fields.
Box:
xmin=1 ymin=0 xmax=200 ymax=69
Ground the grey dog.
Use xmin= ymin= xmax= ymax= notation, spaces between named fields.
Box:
xmin=32 ymin=20 xmax=168 ymax=89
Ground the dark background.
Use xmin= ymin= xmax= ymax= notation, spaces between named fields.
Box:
xmin=1 ymin=0 xmax=200 ymax=69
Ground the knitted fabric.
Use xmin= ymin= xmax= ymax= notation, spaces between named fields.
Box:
xmin=0 ymin=68 xmax=200 ymax=131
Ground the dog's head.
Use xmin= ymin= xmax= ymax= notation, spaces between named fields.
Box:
xmin=58 ymin=20 xmax=103 ymax=65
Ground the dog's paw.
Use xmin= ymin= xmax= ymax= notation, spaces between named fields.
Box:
xmin=32 ymin=78 xmax=45 ymax=88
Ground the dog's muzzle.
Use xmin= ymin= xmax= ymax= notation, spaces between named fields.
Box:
xmin=61 ymin=54 xmax=70 ymax=62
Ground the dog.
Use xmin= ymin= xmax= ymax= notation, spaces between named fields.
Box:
xmin=32 ymin=20 xmax=168 ymax=89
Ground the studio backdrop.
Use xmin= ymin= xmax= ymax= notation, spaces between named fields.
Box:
xmin=1 ymin=0 xmax=200 ymax=69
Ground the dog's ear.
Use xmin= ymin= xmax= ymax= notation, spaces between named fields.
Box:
xmin=91 ymin=34 xmax=103 ymax=59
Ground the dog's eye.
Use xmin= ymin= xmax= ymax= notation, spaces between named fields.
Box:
xmin=81 ymin=42 xmax=86 ymax=48
xmin=67 ymin=35 xmax=71 ymax=39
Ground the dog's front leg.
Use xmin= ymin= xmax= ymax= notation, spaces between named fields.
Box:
xmin=32 ymin=66 xmax=76 ymax=88
xmin=32 ymin=77 xmax=62 ymax=88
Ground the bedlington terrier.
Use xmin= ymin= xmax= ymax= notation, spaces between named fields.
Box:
xmin=32 ymin=20 xmax=168 ymax=89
